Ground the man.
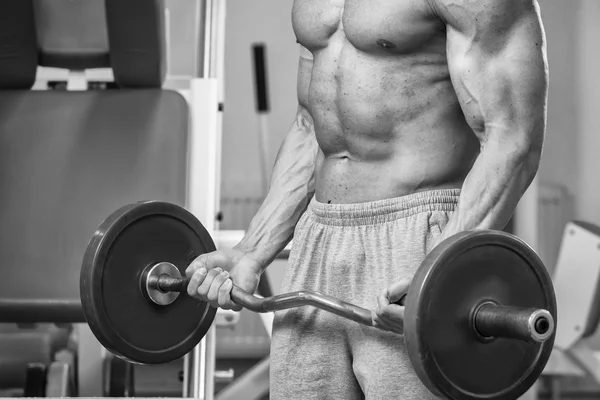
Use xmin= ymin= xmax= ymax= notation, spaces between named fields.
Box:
xmin=187 ymin=0 xmax=548 ymax=398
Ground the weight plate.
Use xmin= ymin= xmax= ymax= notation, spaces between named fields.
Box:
xmin=80 ymin=201 xmax=217 ymax=364
xmin=404 ymin=230 xmax=556 ymax=400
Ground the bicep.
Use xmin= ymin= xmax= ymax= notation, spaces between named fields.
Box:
xmin=442 ymin=1 xmax=548 ymax=144
xmin=297 ymin=44 xmax=314 ymax=112
xmin=289 ymin=44 xmax=317 ymax=142
xmin=275 ymin=46 xmax=317 ymax=164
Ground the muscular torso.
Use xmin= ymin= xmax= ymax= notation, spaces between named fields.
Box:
xmin=292 ymin=0 xmax=480 ymax=204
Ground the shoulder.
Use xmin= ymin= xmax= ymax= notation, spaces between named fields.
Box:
xmin=427 ymin=0 xmax=541 ymax=31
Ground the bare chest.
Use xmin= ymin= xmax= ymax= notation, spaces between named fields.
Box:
xmin=292 ymin=0 xmax=443 ymax=54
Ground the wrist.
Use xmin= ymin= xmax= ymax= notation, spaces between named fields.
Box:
xmin=232 ymin=244 xmax=265 ymax=273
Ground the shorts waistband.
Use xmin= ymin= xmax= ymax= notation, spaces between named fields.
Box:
xmin=307 ymin=189 xmax=460 ymax=226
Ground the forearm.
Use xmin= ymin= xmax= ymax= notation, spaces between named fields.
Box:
xmin=234 ymin=109 xmax=318 ymax=268
xmin=440 ymin=130 xmax=542 ymax=241
xmin=433 ymin=0 xmax=547 ymax=242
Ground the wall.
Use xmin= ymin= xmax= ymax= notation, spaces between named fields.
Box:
xmin=541 ymin=2 xmax=600 ymax=395
xmin=164 ymin=0 xmax=197 ymax=76
xmin=576 ymin=0 xmax=600 ymax=226
xmin=220 ymin=0 xmax=298 ymax=199
xmin=536 ymin=0 xmax=600 ymax=233
xmin=165 ymin=0 xmax=298 ymax=201
xmin=537 ymin=0 xmax=579 ymax=196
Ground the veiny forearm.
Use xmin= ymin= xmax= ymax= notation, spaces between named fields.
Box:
xmin=234 ymin=110 xmax=318 ymax=268
xmin=433 ymin=0 xmax=547 ymax=242
xmin=439 ymin=129 xmax=542 ymax=241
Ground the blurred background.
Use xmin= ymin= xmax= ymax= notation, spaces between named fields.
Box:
xmin=0 ymin=0 xmax=598 ymax=399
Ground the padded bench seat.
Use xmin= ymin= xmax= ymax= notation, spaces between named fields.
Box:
xmin=0 ymin=89 xmax=189 ymax=324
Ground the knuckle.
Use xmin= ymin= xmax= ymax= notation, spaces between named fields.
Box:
xmin=219 ymin=285 xmax=230 ymax=296
xmin=207 ymin=287 xmax=218 ymax=300
xmin=199 ymin=277 xmax=212 ymax=288
xmin=197 ymin=284 xmax=208 ymax=296
xmin=215 ymin=274 xmax=227 ymax=285
xmin=374 ymin=314 xmax=386 ymax=328
xmin=185 ymin=263 xmax=197 ymax=276
xmin=380 ymin=307 xmax=393 ymax=319
xmin=191 ymin=271 xmax=204 ymax=282
xmin=377 ymin=307 xmax=393 ymax=322
xmin=190 ymin=255 xmax=208 ymax=269
xmin=187 ymin=285 xmax=196 ymax=297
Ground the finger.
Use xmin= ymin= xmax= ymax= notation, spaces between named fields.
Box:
xmin=378 ymin=289 xmax=390 ymax=308
xmin=230 ymin=303 xmax=243 ymax=312
xmin=377 ymin=286 xmax=406 ymax=334
xmin=371 ymin=309 xmax=395 ymax=332
xmin=187 ymin=267 xmax=207 ymax=297
xmin=186 ymin=254 xmax=208 ymax=278
xmin=372 ymin=291 xmax=400 ymax=333
xmin=196 ymin=267 xmax=223 ymax=298
xmin=218 ymin=279 xmax=234 ymax=309
xmin=386 ymin=279 xmax=411 ymax=304
xmin=207 ymin=270 xmax=230 ymax=305
xmin=377 ymin=304 xmax=405 ymax=334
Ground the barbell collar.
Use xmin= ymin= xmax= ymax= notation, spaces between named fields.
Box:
xmin=473 ymin=302 xmax=554 ymax=343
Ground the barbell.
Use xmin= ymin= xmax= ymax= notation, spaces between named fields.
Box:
xmin=80 ymin=201 xmax=557 ymax=400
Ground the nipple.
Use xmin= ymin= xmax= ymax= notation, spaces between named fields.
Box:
xmin=376 ymin=39 xmax=397 ymax=50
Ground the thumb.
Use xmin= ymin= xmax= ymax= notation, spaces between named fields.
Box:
xmin=386 ymin=280 xmax=411 ymax=304
xmin=204 ymin=252 xmax=238 ymax=271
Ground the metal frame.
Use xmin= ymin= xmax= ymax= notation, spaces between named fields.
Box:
xmin=183 ymin=1 xmax=227 ymax=399
xmin=540 ymin=222 xmax=600 ymax=399
xmin=28 ymin=1 xmax=228 ymax=398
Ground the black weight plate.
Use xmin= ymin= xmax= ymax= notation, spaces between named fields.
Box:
xmin=404 ymin=230 xmax=556 ymax=400
xmin=80 ymin=201 xmax=217 ymax=364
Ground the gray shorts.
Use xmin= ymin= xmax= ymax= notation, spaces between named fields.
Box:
xmin=270 ymin=189 xmax=460 ymax=400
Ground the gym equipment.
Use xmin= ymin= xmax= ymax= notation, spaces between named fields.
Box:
xmin=80 ymin=202 xmax=216 ymax=364
xmin=252 ymin=43 xmax=271 ymax=196
xmin=104 ymin=355 xmax=134 ymax=397
xmin=80 ymin=201 xmax=557 ymax=400
xmin=23 ymin=363 xmax=47 ymax=397
xmin=0 ymin=0 xmax=213 ymax=397
xmin=542 ymin=221 xmax=600 ymax=397
xmin=404 ymin=229 xmax=555 ymax=399
xmin=22 ymin=361 xmax=75 ymax=397
xmin=46 ymin=361 xmax=76 ymax=397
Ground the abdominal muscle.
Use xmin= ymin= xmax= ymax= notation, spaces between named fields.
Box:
xmin=310 ymin=42 xmax=480 ymax=204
